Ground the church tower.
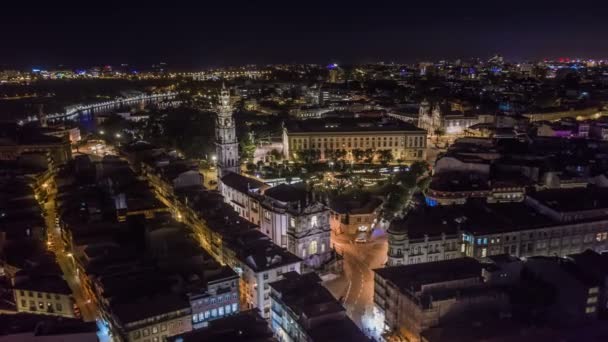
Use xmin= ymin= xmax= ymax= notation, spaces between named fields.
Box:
xmin=215 ymin=83 xmax=239 ymax=178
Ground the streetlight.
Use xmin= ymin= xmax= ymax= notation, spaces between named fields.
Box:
xmin=99 ymin=130 xmax=105 ymax=135
xmin=115 ymin=133 xmax=121 ymax=138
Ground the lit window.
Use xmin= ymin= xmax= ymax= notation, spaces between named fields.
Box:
xmin=309 ymin=241 xmax=318 ymax=255
xmin=290 ymin=218 xmax=296 ymax=228
xmin=219 ymin=306 xmax=224 ymax=316
xmin=587 ymin=296 xmax=598 ymax=304
xmin=192 ymin=314 xmax=198 ymax=323
xmin=589 ymin=287 xmax=599 ymax=295
xmin=311 ymin=216 xmax=318 ymax=227
xmin=586 ymin=306 xmax=596 ymax=314
xmin=232 ymin=303 xmax=238 ymax=313
xmin=481 ymin=248 xmax=487 ymax=257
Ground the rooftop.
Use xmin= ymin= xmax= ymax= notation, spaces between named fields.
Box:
xmin=167 ymin=310 xmax=274 ymax=342
xmin=0 ymin=313 xmax=97 ymax=337
xmin=527 ymin=187 xmax=608 ymax=213
xmin=389 ymin=200 xmax=555 ymax=238
xmin=221 ymin=173 xmax=267 ymax=195
xmin=111 ymin=292 xmax=190 ymax=325
xmin=285 ymin=117 xmax=425 ymax=134
xmin=374 ymin=258 xmax=482 ymax=294
xmin=270 ymin=272 xmax=368 ymax=342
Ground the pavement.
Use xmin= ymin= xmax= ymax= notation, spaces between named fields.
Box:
xmin=324 ymin=228 xmax=388 ymax=330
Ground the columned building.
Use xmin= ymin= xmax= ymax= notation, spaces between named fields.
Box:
xmin=215 ymin=83 xmax=240 ymax=178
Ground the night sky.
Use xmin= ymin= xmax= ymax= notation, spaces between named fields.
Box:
xmin=2 ymin=1 xmax=608 ymax=69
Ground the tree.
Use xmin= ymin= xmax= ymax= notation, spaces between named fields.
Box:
xmin=409 ymin=161 xmax=430 ymax=178
xmin=352 ymin=149 xmax=365 ymax=163
xmin=363 ymin=149 xmax=375 ymax=163
xmin=239 ymin=132 xmax=256 ymax=161
xmin=377 ymin=150 xmax=393 ymax=165
xmin=434 ymin=128 xmax=446 ymax=144
xmin=334 ymin=149 xmax=347 ymax=161
xmin=269 ymin=149 xmax=283 ymax=161
xmin=296 ymin=149 xmax=320 ymax=165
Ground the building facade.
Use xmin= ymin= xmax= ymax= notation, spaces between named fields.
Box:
xmin=374 ymin=258 xmax=508 ymax=342
xmin=418 ymin=100 xmax=480 ymax=135
xmin=283 ymin=118 xmax=427 ymax=163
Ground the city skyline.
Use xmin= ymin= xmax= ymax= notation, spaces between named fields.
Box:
xmin=2 ymin=1 xmax=608 ymax=68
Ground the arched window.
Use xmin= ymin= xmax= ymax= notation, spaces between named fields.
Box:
xmin=309 ymin=241 xmax=318 ymax=255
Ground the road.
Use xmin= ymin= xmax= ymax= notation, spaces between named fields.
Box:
xmin=43 ymin=186 xmax=99 ymax=323
xmin=324 ymin=229 xmax=388 ymax=336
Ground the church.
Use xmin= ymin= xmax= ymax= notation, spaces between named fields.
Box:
xmin=215 ymin=85 xmax=332 ymax=269
xmin=417 ymin=99 xmax=481 ymax=136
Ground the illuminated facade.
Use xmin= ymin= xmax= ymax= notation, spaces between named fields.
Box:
xmin=215 ymin=84 xmax=240 ymax=178
xmin=418 ymin=100 xmax=479 ymax=135
xmin=283 ymin=118 xmax=427 ymax=162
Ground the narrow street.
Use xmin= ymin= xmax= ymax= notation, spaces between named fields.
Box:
xmin=43 ymin=186 xmax=99 ymax=323
xmin=324 ymin=229 xmax=388 ymax=332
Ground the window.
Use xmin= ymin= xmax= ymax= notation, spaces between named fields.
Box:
xmin=481 ymin=248 xmax=487 ymax=258
xmin=232 ymin=303 xmax=238 ymax=313
xmin=56 ymin=303 xmax=62 ymax=311
xmin=321 ymin=243 xmax=325 ymax=253
xmin=219 ymin=306 xmax=224 ymax=316
xmin=54 ymin=294 xmax=60 ymax=300
xmin=309 ymin=240 xmax=318 ymax=255
xmin=143 ymin=328 xmax=150 ymax=337
xmin=161 ymin=324 xmax=166 ymax=332
xmin=290 ymin=218 xmax=296 ymax=228
xmin=192 ymin=314 xmax=199 ymax=323
xmin=212 ymin=309 xmax=217 ymax=317
xmin=20 ymin=299 xmax=26 ymax=307
xmin=586 ymin=306 xmax=596 ymax=314
xmin=38 ymin=302 xmax=43 ymax=309
xmin=19 ymin=290 xmax=24 ymax=296
xmin=205 ymin=311 xmax=210 ymax=319
xmin=589 ymin=287 xmax=599 ymax=295
xmin=37 ymin=293 xmax=42 ymax=298
xmin=133 ymin=331 xmax=141 ymax=339
xmin=587 ymin=297 xmax=598 ymax=304
xmin=152 ymin=326 xmax=158 ymax=334
xmin=225 ymin=304 xmax=231 ymax=314
xmin=263 ymin=273 xmax=269 ymax=280
xmin=46 ymin=293 xmax=51 ymax=299
xmin=198 ymin=313 xmax=204 ymax=321
xmin=311 ymin=216 xmax=318 ymax=228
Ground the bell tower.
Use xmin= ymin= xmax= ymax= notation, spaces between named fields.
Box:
xmin=215 ymin=83 xmax=239 ymax=178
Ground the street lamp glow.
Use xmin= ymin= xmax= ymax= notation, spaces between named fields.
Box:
xmin=211 ymin=155 xmax=217 ymax=161
xmin=99 ymin=130 xmax=105 ymax=135
xmin=115 ymin=133 xmax=122 ymax=138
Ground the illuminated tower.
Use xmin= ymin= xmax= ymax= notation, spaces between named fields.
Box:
xmin=215 ymin=83 xmax=239 ymax=178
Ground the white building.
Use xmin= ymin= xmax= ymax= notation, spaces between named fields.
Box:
xmin=220 ymin=173 xmax=332 ymax=269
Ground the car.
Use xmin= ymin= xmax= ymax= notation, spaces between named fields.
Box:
xmin=355 ymin=232 xmax=368 ymax=244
